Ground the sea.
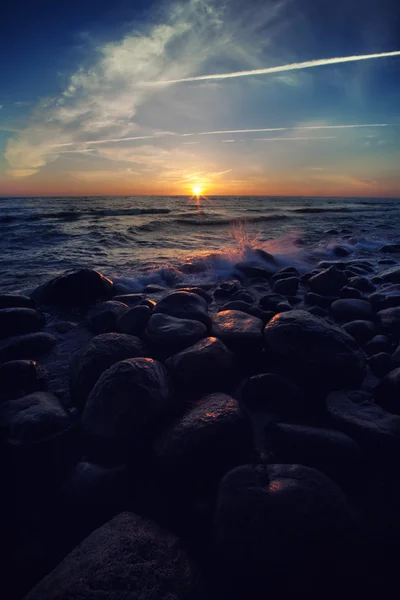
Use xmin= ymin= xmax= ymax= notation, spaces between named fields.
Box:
xmin=1 ymin=195 xmax=399 ymax=294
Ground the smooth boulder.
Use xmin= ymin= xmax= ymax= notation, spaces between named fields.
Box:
xmin=0 ymin=332 xmax=57 ymax=362
xmin=154 ymin=291 xmax=210 ymax=327
xmin=145 ymin=313 xmax=207 ymax=355
xmin=330 ymin=299 xmax=373 ymax=323
xmin=24 ymin=512 xmax=203 ymax=600
xmin=263 ymin=310 xmax=366 ymax=390
xmin=31 ymin=269 xmax=114 ymax=306
xmin=377 ymin=306 xmax=400 ymax=337
xmin=165 ymin=337 xmax=235 ymax=391
xmin=272 ymin=276 xmax=299 ymax=296
xmin=82 ymin=358 xmax=170 ymax=458
xmin=326 ymin=390 xmax=400 ymax=449
xmin=70 ymin=333 xmax=145 ymax=408
xmin=241 ymin=373 xmax=303 ymax=418
xmin=0 ymin=308 xmax=45 ymax=339
xmin=0 ymin=360 xmax=47 ymax=402
xmin=214 ymin=463 xmax=358 ymax=596
xmin=154 ymin=393 xmax=252 ymax=476
xmin=86 ymin=301 xmax=128 ymax=334
xmin=374 ymin=367 xmax=400 ymax=415
xmin=211 ymin=310 xmax=264 ymax=353
xmin=307 ymin=266 xmax=348 ymax=296
xmin=342 ymin=320 xmax=376 ymax=345
xmin=117 ymin=305 xmax=151 ymax=336
xmin=0 ymin=294 xmax=35 ymax=309
xmin=0 ymin=392 xmax=76 ymax=487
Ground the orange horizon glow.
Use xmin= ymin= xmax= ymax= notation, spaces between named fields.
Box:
xmin=1 ymin=178 xmax=398 ymax=198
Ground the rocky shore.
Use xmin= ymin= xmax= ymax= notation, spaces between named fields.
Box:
xmin=2 ymin=251 xmax=400 ymax=599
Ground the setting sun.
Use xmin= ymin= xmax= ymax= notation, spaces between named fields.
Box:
xmin=192 ymin=185 xmax=203 ymax=196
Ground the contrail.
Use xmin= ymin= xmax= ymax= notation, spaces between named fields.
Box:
xmin=255 ymin=136 xmax=337 ymax=141
xmin=50 ymin=123 xmax=392 ymax=149
xmin=151 ymin=50 xmax=400 ymax=84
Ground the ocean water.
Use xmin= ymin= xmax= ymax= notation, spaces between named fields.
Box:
xmin=1 ymin=195 xmax=399 ymax=294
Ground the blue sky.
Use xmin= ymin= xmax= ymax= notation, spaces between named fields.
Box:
xmin=1 ymin=0 xmax=399 ymax=197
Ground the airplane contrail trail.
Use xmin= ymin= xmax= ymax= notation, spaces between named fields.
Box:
xmin=151 ymin=50 xmax=400 ymax=84
xmin=255 ymin=136 xmax=337 ymax=141
xmin=50 ymin=123 xmax=392 ymax=148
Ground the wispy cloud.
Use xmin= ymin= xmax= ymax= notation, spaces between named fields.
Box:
xmin=153 ymin=50 xmax=400 ymax=84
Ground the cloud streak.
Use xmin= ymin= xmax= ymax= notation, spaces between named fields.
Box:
xmin=50 ymin=123 xmax=392 ymax=148
xmin=152 ymin=50 xmax=400 ymax=84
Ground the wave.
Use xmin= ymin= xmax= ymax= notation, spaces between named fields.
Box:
xmin=174 ymin=214 xmax=289 ymax=227
xmin=290 ymin=207 xmax=353 ymax=214
xmin=0 ymin=207 xmax=172 ymax=224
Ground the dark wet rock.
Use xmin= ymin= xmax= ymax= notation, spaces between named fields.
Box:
xmin=305 ymin=292 xmax=337 ymax=308
xmin=166 ymin=337 xmax=235 ymax=391
xmin=326 ymin=390 xmax=400 ymax=449
xmin=154 ymin=393 xmax=252 ymax=476
xmin=219 ymin=301 xmax=267 ymax=322
xmin=24 ymin=512 xmax=203 ymax=600
xmin=376 ymin=266 xmax=400 ymax=284
xmin=377 ymin=306 xmax=400 ymax=336
xmin=86 ymin=301 xmax=128 ymax=334
xmin=112 ymin=293 xmax=146 ymax=306
xmin=340 ymin=286 xmax=363 ymax=299
xmin=241 ymin=373 xmax=303 ymax=418
xmin=234 ymin=263 xmax=273 ymax=280
xmin=308 ymin=306 xmax=329 ymax=318
xmin=55 ymin=321 xmax=76 ymax=334
xmin=0 ymin=294 xmax=35 ymax=309
xmin=271 ymin=266 xmax=300 ymax=279
xmin=333 ymin=245 xmax=350 ymax=257
xmin=214 ymin=463 xmax=358 ymax=597
xmin=59 ymin=462 xmax=130 ymax=542
xmin=391 ymin=343 xmax=400 ymax=366
xmin=0 ymin=308 xmax=45 ymax=339
xmin=154 ymin=291 xmax=210 ymax=327
xmin=259 ymin=293 xmax=291 ymax=312
xmin=0 ymin=360 xmax=47 ymax=402
xmin=348 ymin=276 xmax=375 ymax=293
xmin=368 ymin=353 xmax=393 ymax=378
xmin=213 ymin=281 xmax=242 ymax=300
xmin=267 ymin=422 xmax=361 ymax=484
xmin=143 ymin=284 xmax=169 ymax=294
xmin=330 ymin=299 xmax=373 ymax=323
xmin=230 ymin=290 xmax=255 ymax=304
xmin=178 ymin=287 xmax=213 ymax=304
xmin=141 ymin=298 xmax=156 ymax=309
xmin=308 ymin=266 xmax=348 ymax=295
xmin=82 ymin=358 xmax=170 ymax=458
xmin=369 ymin=293 xmax=400 ymax=311
xmin=254 ymin=248 xmax=279 ymax=266
xmin=272 ymin=276 xmax=299 ymax=296
xmin=374 ymin=367 xmax=400 ymax=414
xmin=0 ymin=392 xmax=76 ymax=489
xmin=31 ymin=269 xmax=114 ymax=306
xmin=317 ymin=261 xmax=346 ymax=270
xmin=117 ymin=305 xmax=151 ymax=336
xmin=379 ymin=244 xmax=400 ymax=253
xmin=145 ymin=313 xmax=207 ymax=355
xmin=364 ymin=334 xmax=392 ymax=356
xmin=0 ymin=332 xmax=57 ymax=362
xmin=70 ymin=333 xmax=145 ymax=409
xmin=263 ymin=310 xmax=366 ymax=391
xmin=343 ymin=320 xmax=376 ymax=345
xmin=211 ymin=310 xmax=264 ymax=353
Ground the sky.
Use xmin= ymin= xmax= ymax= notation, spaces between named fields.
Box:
xmin=1 ymin=0 xmax=399 ymax=198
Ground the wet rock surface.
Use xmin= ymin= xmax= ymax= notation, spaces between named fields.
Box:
xmin=70 ymin=332 xmax=145 ymax=408
xmin=5 ymin=261 xmax=400 ymax=600
xmin=24 ymin=513 xmax=204 ymax=600
xmin=263 ymin=310 xmax=366 ymax=390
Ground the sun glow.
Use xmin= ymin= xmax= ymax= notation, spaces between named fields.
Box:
xmin=192 ymin=185 xmax=203 ymax=196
